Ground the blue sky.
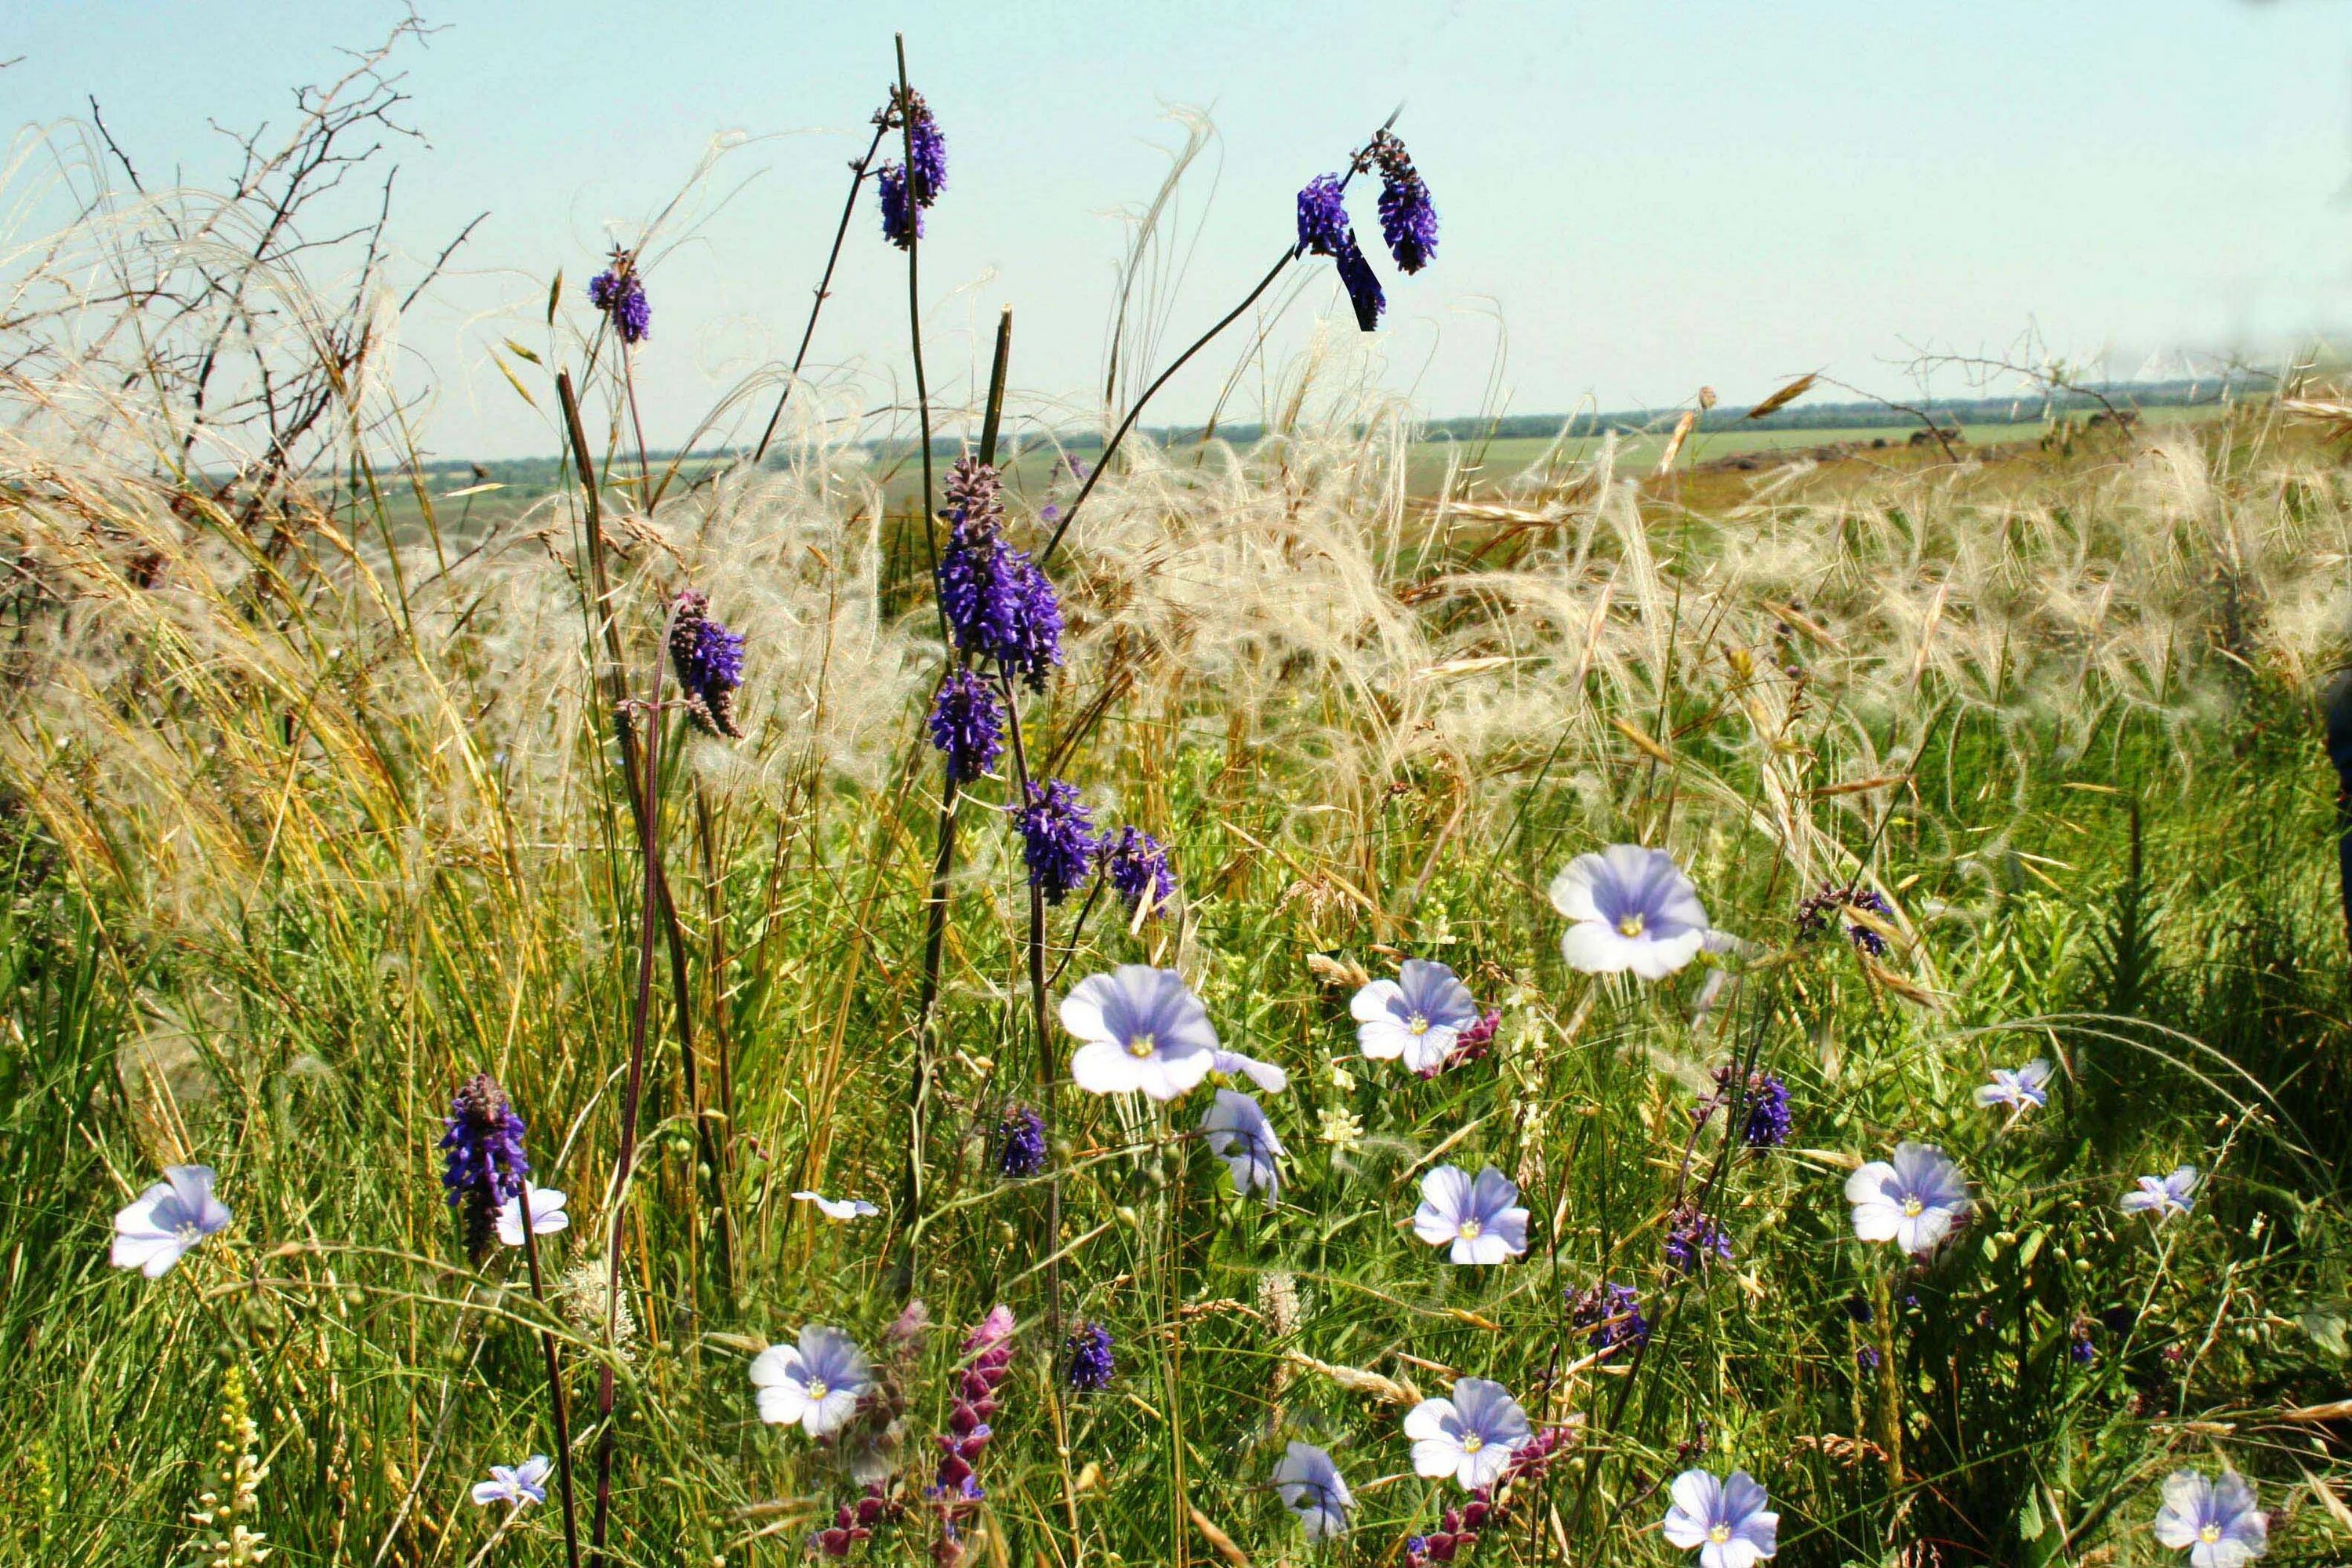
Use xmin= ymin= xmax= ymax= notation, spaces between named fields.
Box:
xmin=12 ymin=1 xmax=2352 ymax=456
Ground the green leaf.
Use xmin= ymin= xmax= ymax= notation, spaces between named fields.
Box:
xmin=2019 ymin=1488 xmax=2045 ymax=1541
xmin=2299 ymin=1310 xmax=2349 ymax=1358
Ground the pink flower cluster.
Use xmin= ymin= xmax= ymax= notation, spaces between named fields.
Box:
xmin=931 ymin=1305 xmax=1015 ymax=1566
xmin=1417 ymin=1010 xmax=1503 ymax=1079
xmin=812 ymin=1484 xmax=900 ymax=1558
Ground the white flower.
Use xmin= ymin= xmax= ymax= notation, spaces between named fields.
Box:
xmin=1404 ymin=1377 xmax=1530 ymax=1490
xmin=749 ymin=1325 xmax=873 ymax=1436
xmin=1846 ymin=1142 xmax=1970 ymax=1256
xmin=2121 ymin=1164 xmax=2200 ymax=1221
xmin=1062 ymin=964 xmax=1218 ymax=1102
xmin=470 ymin=1454 xmax=551 ymax=1508
xmin=1550 ymin=845 xmax=1713 ymax=979
xmin=1413 ymin=1165 xmax=1530 ymax=1265
xmin=111 ymin=1165 xmax=231 ymax=1278
xmin=1350 ymin=960 xmax=1480 ymax=1073
xmin=791 ymin=1190 xmax=880 ymax=1221
xmin=1662 ymin=1468 xmax=1779 ymax=1568
xmin=495 ymin=1185 xmax=570 ymax=1247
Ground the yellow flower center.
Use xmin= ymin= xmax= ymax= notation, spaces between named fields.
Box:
xmin=1126 ymin=1033 xmax=1157 ymax=1059
xmin=1459 ymin=1218 xmax=1483 ymax=1239
xmin=1616 ymin=913 xmax=1646 ymax=938
xmin=176 ymin=1221 xmax=205 ymax=1243
xmin=804 ymin=1378 xmax=829 ymax=1401
xmin=1460 ymin=1434 xmax=1483 ymax=1454
xmin=1709 ymin=1525 xmax=1733 ymax=1545
xmin=1901 ymin=1196 xmax=1924 ymax=1218
xmin=2200 ymin=1526 xmax=2223 ymax=1544
xmin=1406 ymin=1014 xmax=1430 ymax=1036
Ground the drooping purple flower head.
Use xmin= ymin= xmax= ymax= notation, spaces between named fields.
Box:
xmin=1662 ymin=1469 xmax=1780 ymax=1568
xmin=1014 ymin=780 xmax=1099 ymax=905
xmin=996 ymin=1105 xmax=1047 ymax=1179
xmin=1367 ymin=131 xmax=1438 ymax=274
xmin=588 ymin=253 xmax=651 ymax=345
xmin=1797 ymin=884 xmax=1896 ymax=955
xmin=1663 ymin=1204 xmax=1733 ymax=1275
xmin=927 ymin=668 xmax=1004 ymax=785
xmin=1740 ymin=1071 xmax=1792 ymax=1148
xmin=1201 ymin=1089 xmax=1284 ymax=1200
xmin=1570 ymin=1280 xmax=1650 ymax=1353
xmin=669 ymin=590 xmax=746 ymax=739
xmin=441 ymin=1073 xmax=530 ymax=1261
xmin=935 ymin=460 xmax=1064 ymax=691
xmin=1333 ymin=238 xmax=1386 ymax=332
xmin=878 ymin=162 xmax=921 ymax=249
xmin=2152 ymin=1470 xmax=2267 ymax=1568
xmin=1065 ymin=1321 xmax=1115 ymax=1392
xmin=1296 ymin=173 xmax=1350 ymax=257
xmin=902 ymin=90 xmax=947 ymax=206
xmin=1100 ymin=826 xmax=1176 ymax=916
xmin=1413 ymin=1164 xmax=1530 ymax=1265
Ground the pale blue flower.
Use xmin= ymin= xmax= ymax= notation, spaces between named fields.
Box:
xmin=1550 ymin=845 xmax=1712 ymax=979
xmin=1846 ymin=1142 xmax=1970 ymax=1257
xmin=1404 ymin=1377 xmax=1528 ymax=1490
xmin=1662 ymin=1469 xmax=1778 ymax=1568
xmin=1063 ymin=965 xmax=1218 ymax=1102
xmin=2153 ymin=1470 xmax=2267 ymax=1567
xmin=1201 ymin=1089 xmax=1283 ymax=1199
xmin=111 ymin=1165 xmax=230 ymax=1278
xmin=470 ymin=1454 xmax=551 ymax=1509
xmin=792 ymin=1190 xmax=879 ymax=1221
xmin=750 ymin=1326 xmax=873 ymax=1436
xmin=1351 ymin=959 xmax=1479 ymax=1073
xmin=495 ymin=1185 xmax=569 ymax=1248
xmin=1273 ymin=1442 xmax=1352 ymax=1540
xmin=1976 ymin=1059 xmax=2052 ymax=1120
xmin=1413 ymin=1164 xmax=1529 ymax=1265
xmin=2122 ymin=1164 xmax=2200 ymax=1221
xmin=1209 ymin=1047 xmax=1289 ymax=1093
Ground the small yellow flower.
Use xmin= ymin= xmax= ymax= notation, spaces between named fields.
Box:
xmin=1317 ymin=1107 xmax=1364 ymax=1153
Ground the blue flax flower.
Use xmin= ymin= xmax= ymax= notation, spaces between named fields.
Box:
xmin=2121 ymin=1164 xmax=2200 ymax=1222
xmin=1846 ymin=1141 xmax=1970 ymax=1257
xmin=110 ymin=1165 xmax=230 ymax=1278
xmin=2153 ymin=1471 xmax=2267 ymax=1568
xmin=1201 ymin=1089 xmax=1283 ymax=1200
xmin=1551 ymin=844 xmax=1714 ymax=979
xmin=470 ymin=1456 xmax=551 ymax=1510
xmin=1351 ymin=958 xmax=1479 ymax=1074
xmin=1663 ymin=1469 xmax=1780 ymax=1568
xmin=1405 ymin=1377 xmax=1529 ymax=1490
xmin=1274 ymin=1443 xmax=1352 ymax=1541
xmin=1414 ymin=1165 xmax=1529 ymax=1265
xmin=1062 ymin=964 xmax=1218 ymax=1102
xmin=1015 ymin=780 xmax=1099 ymax=904
xmin=1976 ymin=1058 xmax=2053 ymax=1123
xmin=750 ymin=1325 xmax=873 ymax=1438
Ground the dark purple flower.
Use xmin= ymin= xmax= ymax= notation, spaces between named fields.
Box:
xmin=2099 ymin=1305 xmax=2136 ymax=1335
xmin=935 ymin=459 xmax=1064 ymax=691
xmin=441 ymin=1073 xmax=528 ymax=1261
xmin=1796 ymin=884 xmax=1896 ymax=956
xmin=588 ymin=255 xmax=651 ymax=345
xmin=930 ymin=1307 xmax=1014 ymax=1566
xmin=1100 ymin=826 xmax=1175 ymax=915
xmin=1663 ymin=1205 xmax=1733 ymax=1275
xmin=1856 ymin=1345 xmax=1882 ymax=1372
xmin=1333 ymin=238 xmax=1386 ymax=332
xmin=927 ymin=669 xmax=1004 ymax=784
xmin=1296 ymin=173 xmax=1350 ymax=257
xmin=906 ymin=97 xmax=947 ymax=206
xmin=1369 ymin=131 xmax=1438 ymax=274
xmin=1065 ymin=1322 xmax=1115 ymax=1392
xmin=1842 ymin=1295 xmax=1874 ymax=1324
xmin=1014 ymin=780 xmax=1099 ymax=905
xmin=668 ymin=590 xmax=746 ymax=739
xmin=1570 ymin=1280 xmax=1650 ymax=1353
xmin=2070 ymin=1329 xmax=2098 ymax=1365
xmin=1740 ymin=1071 xmax=1791 ymax=1148
xmin=996 ymin=1105 xmax=1047 ymax=1179
xmin=878 ymin=162 xmax=922 ymax=249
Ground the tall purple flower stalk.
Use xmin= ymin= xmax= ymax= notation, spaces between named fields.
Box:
xmin=588 ymin=252 xmax=651 ymax=345
xmin=996 ymin=1105 xmax=1047 ymax=1178
xmin=935 ymin=457 xmax=1064 ymax=690
xmin=1100 ymin=826 xmax=1176 ymax=914
xmin=441 ymin=1073 xmax=528 ymax=1261
xmin=930 ymin=1305 xmax=1014 ymax=1568
xmin=1295 ymin=172 xmax=1385 ymax=331
xmin=1014 ymin=780 xmax=1099 ymax=905
xmin=1368 ymin=129 xmax=1438 ymax=274
xmin=667 ymin=590 xmax=746 ymax=739
xmin=926 ymin=669 xmax=1004 ymax=784
xmin=878 ymin=162 xmax=922 ymax=249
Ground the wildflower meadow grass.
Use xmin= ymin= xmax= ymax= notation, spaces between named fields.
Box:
xmin=2 ymin=26 xmax=2350 ymax=1568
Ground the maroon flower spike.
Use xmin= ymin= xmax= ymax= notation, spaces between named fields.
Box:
xmin=928 ymin=1305 xmax=1015 ymax=1568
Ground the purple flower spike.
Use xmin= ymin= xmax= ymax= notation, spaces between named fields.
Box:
xmin=588 ymin=253 xmax=651 ymax=344
xmin=1570 ymin=1280 xmax=1650 ymax=1353
xmin=1014 ymin=780 xmax=1099 ymax=904
xmin=1065 ymin=1322 xmax=1114 ymax=1392
xmin=907 ymin=100 xmax=947 ymax=206
xmin=1663 ymin=1204 xmax=1733 ymax=1274
xmin=996 ymin=1105 xmax=1047 ymax=1178
xmin=879 ymin=162 xmax=922 ymax=249
xmin=441 ymin=1074 xmax=529 ymax=1261
xmin=669 ymin=590 xmax=746 ymax=739
xmin=1370 ymin=131 xmax=1438 ymax=273
xmin=935 ymin=458 xmax=1064 ymax=690
xmin=927 ymin=668 xmax=1004 ymax=784
xmin=1333 ymin=239 xmax=1385 ymax=331
xmin=1101 ymin=826 xmax=1177 ymax=916
xmin=1296 ymin=173 xmax=1350 ymax=257
xmin=1740 ymin=1071 xmax=1792 ymax=1148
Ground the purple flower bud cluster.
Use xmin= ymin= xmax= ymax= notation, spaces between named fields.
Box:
xmin=1663 ymin=1204 xmax=1734 ymax=1275
xmin=669 ymin=590 xmax=747 ymax=739
xmin=588 ymin=253 xmax=651 ymax=344
xmin=1014 ymin=780 xmax=1099 ymax=905
xmin=1402 ymin=1425 xmax=1566 ymax=1567
xmin=935 ymin=458 xmax=1064 ymax=691
xmin=440 ymin=1073 xmax=528 ymax=1261
xmin=1294 ymin=172 xmax=1385 ymax=331
xmin=812 ymin=1484 xmax=902 ymax=1558
xmin=1100 ymin=826 xmax=1176 ymax=916
xmin=1856 ymin=1345 xmax=1882 ymax=1372
xmin=996 ymin=1105 xmax=1047 ymax=1178
xmin=1418 ymin=1008 xmax=1502 ymax=1080
xmin=1700 ymin=1063 xmax=1791 ymax=1148
xmin=1796 ymin=883 xmax=1896 ymax=956
xmin=876 ymin=87 xmax=946 ymax=249
xmin=930 ymin=1305 xmax=1014 ymax=1568
xmin=925 ymin=669 xmax=1004 ymax=784
xmin=1570 ymin=1280 xmax=1650 ymax=1354
xmin=1065 ymin=1321 xmax=1115 ymax=1392
xmin=1368 ymin=130 xmax=1439 ymax=274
